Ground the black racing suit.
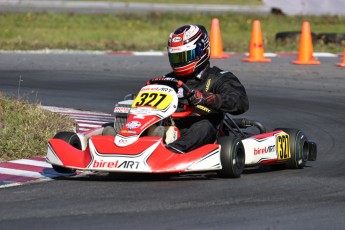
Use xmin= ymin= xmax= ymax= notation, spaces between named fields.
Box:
xmin=165 ymin=65 xmax=249 ymax=152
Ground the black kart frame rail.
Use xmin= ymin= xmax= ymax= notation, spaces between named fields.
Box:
xmin=223 ymin=115 xmax=267 ymax=138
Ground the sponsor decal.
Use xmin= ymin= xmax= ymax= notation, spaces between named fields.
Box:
xmin=184 ymin=25 xmax=197 ymax=39
xmin=92 ymin=159 xmax=140 ymax=169
xmin=140 ymin=86 xmax=159 ymax=92
xmin=121 ymin=130 xmax=136 ymax=134
xmin=131 ymin=107 xmax=153 ymax=114
xmin=172 ymin=37 xmax=182 ymax=43
xmin=177 ymin=87 xmax=184 ymax=98
xmin=133 ymin=114 xmax=145 ymax=119
xmin=140 ymin=85 xmax=174 ymax=93
xmin=163 ymin=77 xmax=175 ymax=81
xmin=114 ymin=106 xmax=130 ymax=113
xmin=196 ymin=105 xmax=211 ymax=113
xmin=205 ymin=78 xmax=211 ymax=92
xmin=126 ymin=121 xmax=141 ymax=129
xmin=118 ymin=138 xmax=128 ymax=144
xmin=159 ymin=87 xmax=174 ymax=93
xmin=168 ymin=47 xmax=183 ymax=52
xmin=254 ymin=145 xmax=276 ymax=155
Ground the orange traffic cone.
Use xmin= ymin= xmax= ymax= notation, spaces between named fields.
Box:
xmin=210 ymin=18 xmax=229 ymax=59
xmin=292 ymin=21 xmax=320 ymax=65
xmin=243 ymin=20 xmax=271 ymax=62
xmin=336 ymin=47 xmax=345 ymax=67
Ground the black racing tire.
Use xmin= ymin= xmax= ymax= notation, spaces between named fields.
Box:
xmin=317 ymin=33 xmax=345 ymax=45
xmin=274 ymin=128 xmax=309 ymax=169
xmin=51 ymin=131 xmax=81 ymax=174
xmin=275 ymin=31 xmax=317 ymax=44
xmin=102 ymin=122 xmax=114 ymax=128
xmin=217 ymin=136 xmax=245 ymax=178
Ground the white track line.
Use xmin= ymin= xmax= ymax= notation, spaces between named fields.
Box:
xmin=10 ymin=159 xmax=52 ymax=168
xmin=0 ymin=168 xmax=51 ymax=178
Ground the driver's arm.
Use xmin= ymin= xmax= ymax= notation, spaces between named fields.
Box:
xmin=214 ymin=72 xmax=249 ymax=115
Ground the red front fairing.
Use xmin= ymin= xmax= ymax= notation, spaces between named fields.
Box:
xmin=47 ymin=136 xmax=220 ymax=173
xmin=147 ymin=142 xmax=219 ymax=173
xmin=92 ymin=136 xmax=159 ymax=155
xmin=48 ymin=139 xmax=92 ymax=168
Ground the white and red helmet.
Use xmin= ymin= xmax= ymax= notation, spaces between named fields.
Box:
xmin=168 ymin=25 xmax=210 ymax=77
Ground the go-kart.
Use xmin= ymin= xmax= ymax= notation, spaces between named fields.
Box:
xmin=46 ymin=78 xmax=317 ymax=178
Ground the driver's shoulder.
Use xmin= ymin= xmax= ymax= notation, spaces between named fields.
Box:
xmin=205 ymin=66 xmax=237 ymax=88
xmin=208 ymin=66 xmax=235 ymax=78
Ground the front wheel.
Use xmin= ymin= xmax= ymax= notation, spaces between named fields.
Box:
xmin=51 ymin=131 xmax=81 ymax=174
xmin=217 ymin=136 xmax=245 ymax=178
xmin=274 ymin=128 xmax=309 ymax=169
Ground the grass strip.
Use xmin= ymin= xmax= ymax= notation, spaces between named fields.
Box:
xmin=0 ymin=93 xmax=75 ymax=162
xmin=0 ymin=12 xmax=344 ymax=53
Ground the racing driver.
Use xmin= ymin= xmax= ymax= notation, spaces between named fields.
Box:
xmin=160 ymin=24 xmax=249 ymax=153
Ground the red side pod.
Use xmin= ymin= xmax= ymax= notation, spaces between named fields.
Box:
xmin=258 ymin=159 xmax=278 ymax=165
xmin=49 ymin=139 xmax=92 ymax=168
xmin=251 ymin=130 xmax=281 ymax=140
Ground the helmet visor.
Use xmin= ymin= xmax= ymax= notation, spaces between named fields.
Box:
xmin=168 ymin=49 xmax=197 ymax=68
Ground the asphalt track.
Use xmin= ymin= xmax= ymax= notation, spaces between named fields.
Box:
xmin=0 ymin=52 xmax=345 ymax=229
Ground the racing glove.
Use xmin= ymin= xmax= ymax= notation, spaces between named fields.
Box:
xmin=187 ymin=90 xmax=221 ymax=109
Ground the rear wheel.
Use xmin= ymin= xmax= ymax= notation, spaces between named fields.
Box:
xmin=274 ymin=128 xmax=309 ymax=169
xmin=217 ymin=136 xmax=245 ymax=178
xmin=52 ymin=131 xmax=81 ymax=174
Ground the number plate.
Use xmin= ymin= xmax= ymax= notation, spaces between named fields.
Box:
xmin=276 ymin=133 xmax=291 ymax=160
xmin=132 ymin=91 xmax=172 ymax=110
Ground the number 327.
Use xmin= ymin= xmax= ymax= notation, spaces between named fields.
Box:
xmin=135 ymin=93 xmax=167 ymax=107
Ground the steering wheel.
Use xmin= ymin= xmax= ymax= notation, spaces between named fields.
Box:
xmin=146 ymin=78 xmax=194 ymax=118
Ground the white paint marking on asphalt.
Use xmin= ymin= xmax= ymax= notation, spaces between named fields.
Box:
xmin=313 ymin=52 xmax=338 ymax=57
xmin=0 ymin=168 xmax=49 ymax=178
xmin=133 ymin=51 xmax=165 ymax=56
xmin=10 ymin=159 xmax=52 ymax=168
